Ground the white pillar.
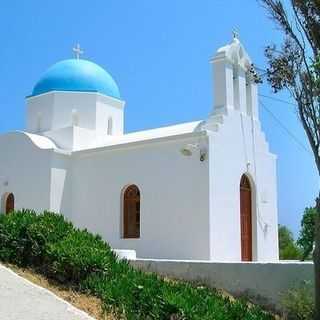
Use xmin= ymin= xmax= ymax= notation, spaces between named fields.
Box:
xmin=211 ymin=52 xmax=234 ymax=115
xmin=246 ymin=81 xmax=259 ymax=119
xmin=233 ymin=67 xmax=247 ymax=114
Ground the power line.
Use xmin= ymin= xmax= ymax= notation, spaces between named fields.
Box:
xmin=254 ymin=65 xmax=300 ymax=107
xmin=259 ymin=99 xmax=313 ymax=157
xmin=253 ymin=63 xmax=298 ymax=106
xmin=259 ymin=93 xmax=298 ymax=107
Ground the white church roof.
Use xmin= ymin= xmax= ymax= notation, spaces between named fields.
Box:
xmin=75 ymin=120 xmax=205 ymax=154
xmin=22 ymin=132 xmax=58 ymax=150
xmin=104 ymin=121 xmax=203 ymax=145
xmin=12 ymin=121 xmax=205 ymax=155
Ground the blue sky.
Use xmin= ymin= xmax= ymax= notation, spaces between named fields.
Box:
xmin=0 ymin=0 xmax=318 ymax=236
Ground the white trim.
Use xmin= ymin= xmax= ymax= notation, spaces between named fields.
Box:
xmin=75 ymin=131 xmax=207 ymax=158
xmin=26 ymin=90 xmax=125 ymax=106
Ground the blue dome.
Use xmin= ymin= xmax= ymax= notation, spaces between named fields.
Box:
xmin=32 ymin=59 xmax=120 ymax=99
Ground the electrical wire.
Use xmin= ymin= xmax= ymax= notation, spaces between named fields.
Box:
xmin=259 ymin=99 xmax=313 ymax=157
xmin=259 ymin=93 xmax=297 ymax=107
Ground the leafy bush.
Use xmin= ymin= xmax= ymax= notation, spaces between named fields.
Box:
xmin=281 ymin=281 xmax=314 ymax=320
xmin=46 ymin=229 xmax=115 ymax=282
xmin=0 ymin=210 xmax=275 ymax=319
xmin=25 ymin=211 xmax=74 ymax=266
xmin=278 ymin=225 xmax=302 ymax=260
xmin=0 ymin=210 xmax=73 ymax=267
xmin=297 ymin=207 xmax=316 ymax=260
xmin=83 ymin=270 xmax=178 ymax=319
xmin=0 ymin=209 xmax=38 ymax=265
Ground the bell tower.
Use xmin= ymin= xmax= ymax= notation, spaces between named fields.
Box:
xmin=210 ymin=35 xmax=259 ymax=120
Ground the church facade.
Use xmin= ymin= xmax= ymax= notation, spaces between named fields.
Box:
xmin=0 ymin=38 xmax=279 ymax=261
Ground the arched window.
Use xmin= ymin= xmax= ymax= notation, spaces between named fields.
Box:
xmin=240 ymin=175 xmax=252 ymax=261
xmin=123 ymin=185 xmax=140 ymax=238
xmin=3 ymin=193 xmax=14 ymax=215
xmin=245 ymin=73 xmax=253 ymax=116
xmin=72 ymin=109 xmax=79 ymax=126
xmin=233 ymin=65 xmax=240 ymax=110
xmin=36 ymin=112 xmax=42 ymax=132
xmin=107 ymin=117 xmax=113 ymax=135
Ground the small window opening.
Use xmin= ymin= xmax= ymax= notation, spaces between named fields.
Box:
xmin=107 ymin=117 xmax=113 ymax=135
xmin=72 ymin=109 xmax=79 ymax=126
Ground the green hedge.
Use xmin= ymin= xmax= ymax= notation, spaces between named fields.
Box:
xmin=0 ymin=210 xmax=274 ymax=320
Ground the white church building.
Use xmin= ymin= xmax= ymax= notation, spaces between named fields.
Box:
xmin=0 ymin=37 xmax=279 ymax=262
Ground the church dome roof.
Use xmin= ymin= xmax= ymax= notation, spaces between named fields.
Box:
xmin=32 ymin=59 xmax=120 ymax=99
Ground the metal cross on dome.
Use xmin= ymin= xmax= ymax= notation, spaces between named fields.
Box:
xmin=73 ymin=43 xmax=84 ymax=60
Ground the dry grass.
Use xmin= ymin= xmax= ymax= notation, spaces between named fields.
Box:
xmin=5 ymin=263 xmax=117 ymax=320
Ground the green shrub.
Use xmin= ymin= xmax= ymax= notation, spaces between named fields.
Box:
xmin=0 ymin=211 xmax=275 ymax=320
xmin=83 ymin=270 xmax=178 ymax=319
xmin=297 ymin=207 xmax=316 ymax=260
xmin=278 ymin=225 xmax=302 ymax=260
xmin=46 ymin=229 xmax=116 ymax=283
xmin=26 ymin=211 xmax=74 ymax=266
xmin=0 ymin=209 xmax=38 ymax=265
xmin=281 ymin=281 xmax=314 ymax=320
xmin=162 ymin=281 xmax=273 ymax=320
xmin=82 ymin=266 xmax=274 ymax=319
xmin=0 ymin=210 xmax=73 ymax=267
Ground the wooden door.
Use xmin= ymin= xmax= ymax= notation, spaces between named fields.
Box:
xmin=123 ymin=185 xmax=140 ymax=238
xmin=5 ymin=193 xmax=14 ymax=214
xmin=240 ymin=176 xmax=252 ymax=261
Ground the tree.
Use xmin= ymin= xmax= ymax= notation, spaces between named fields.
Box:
xmin=298 ymin=207 xmax=316 ymax=260
xmin=279 ymin=225 xmax=302 ymax=260
xmin=259 ymin=1 xmax=320 ymax=318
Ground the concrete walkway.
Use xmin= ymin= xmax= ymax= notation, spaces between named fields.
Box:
xmin=0 ymin=264 xmax=95 ymax=320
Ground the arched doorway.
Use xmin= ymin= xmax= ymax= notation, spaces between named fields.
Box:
xmin=123 ymin=185 xmax=140 ymax=238
xmin=240 ymin=175 xmax=252 ymax=261
xmin=4 ymin=193 xmax=14 ymax=215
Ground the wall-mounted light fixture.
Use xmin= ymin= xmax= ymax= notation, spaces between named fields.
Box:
xmin=261 ymin=190 xmax=269 ymax=204
xmin=180 ymin=144 xmax=197 ymax=156
xmin=0 ymin=176 xmax=8 ymax=187
xmin=263 ymin=223 xmax=269 ymax=235
xmin=180 ymin=144 xmax=207 ymax=162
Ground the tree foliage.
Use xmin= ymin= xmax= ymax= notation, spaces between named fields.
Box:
xmin=279 ymin=224 xmax=302 ymax=260
xmin=260 ymin=1 xmax=320 ymax=317
xmin=261 ymin=0 xmax=320 ymax=173
xmin=297 ymin=207 xmax=316 ymax=260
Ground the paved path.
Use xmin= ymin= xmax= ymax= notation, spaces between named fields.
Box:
xmin=0 ymin=264 xmax=95 ymax=320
